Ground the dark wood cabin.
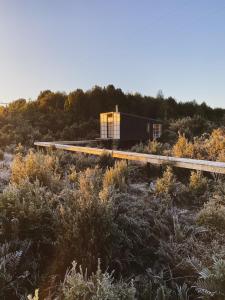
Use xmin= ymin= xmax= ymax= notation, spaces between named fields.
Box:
xmin=100 ymin=111 xmax=162 ymax=142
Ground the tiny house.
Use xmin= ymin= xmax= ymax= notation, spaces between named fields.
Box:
xmin=100 ymin=110 xmax=162 ymax=141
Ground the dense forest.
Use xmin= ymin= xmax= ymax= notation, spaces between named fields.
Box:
xmin=0 ymin=85 xmax=225 ymax=300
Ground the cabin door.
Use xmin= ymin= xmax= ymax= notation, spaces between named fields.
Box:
xmin=107 ymin=115 xmax=113 ymax=138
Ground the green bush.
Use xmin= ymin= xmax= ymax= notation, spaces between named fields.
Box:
xmin=61 ymin=260 xmax=136 ymax=300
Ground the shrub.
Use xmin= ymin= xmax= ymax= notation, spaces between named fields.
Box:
xmin=0 ymin=240 xmax=38 ymax=299
xmin=57 ymin=167 xmax=114 ymax=272
xmin=169 ymin=115 xmax=213 ymax=139
xmin=0 ymin=149 xmax=4 ymax=160
xmin=197 ymin=199 xmax=225 ymax=231
xmin=155 ymin=166 xmax=177 ymax=195
xmin=147 ymin=140 xmax=163 ymax=155
xmin=61 ymin=260 xmax=136 ymax=300
xmin=130 ymin=143 xmax=145 ymax=153
xmin=11 ymin=151 xmax=61 ymax=191
xmin=172 ymin=128 xmax=225 ymax=161
xmin=14 ymin=143 xmax=26 ymax=155
xmin=102 ymin=160 xmax=128 ymax=192
xmin=68 ymin=166 xmax=78 ymax=184
xmin=206 ymin=128 xmax=225 ymax=162
xmin=195 ymin=257 xmax=225 ymax=299
xmin=100 ymin=160 xmax=128 ymax=202
xmin=130 ymin=141 xmax=164 ymax=155
xmin=28 ymin=289 xmax=39 ymax=300
xmin=98 ymin=151 xmax=115 ymax=169
xmin=0 ymin=179 xmax=58 ymax=242
xmin=57 ymin=151 xmax=99 ymax=172
xmin=172 ymin=133 xmax=194 ymax=158
xmin=189 ymin=171 xmax=208 ymax=194
xmin=78 ymin=166 xmax=103 ymax=202
xmin=109 ymin=192 xmax=159 ymax=275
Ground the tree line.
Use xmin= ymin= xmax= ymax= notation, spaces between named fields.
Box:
xmin=0 ymin=85 xmax=224 ymax=148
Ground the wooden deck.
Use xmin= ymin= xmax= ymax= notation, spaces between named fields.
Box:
xmin=34 ymin=141 xmax=225 ymax=174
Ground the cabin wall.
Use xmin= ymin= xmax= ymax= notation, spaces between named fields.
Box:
xmin=120 ymin=114 xmax=153 ymax=141
xmin=100 ymin=112 xmax=162 ymax=141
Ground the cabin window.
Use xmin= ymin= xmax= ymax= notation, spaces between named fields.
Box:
xmin=107 ymin=114 xmax=113 ymax=138
xmin=113 ymin=112 xmax=120 ymax=139
xmin=100 ymin=113 xmax=108 ymax=138
xmin=153 ymin=124 xmax=162 ymax=139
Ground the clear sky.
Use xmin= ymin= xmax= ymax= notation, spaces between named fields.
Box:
xmin=0 ymin=0 xmax=225 ymax=108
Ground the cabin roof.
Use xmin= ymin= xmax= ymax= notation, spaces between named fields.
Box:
xmin=101 ymin=111 xmax=163 ymax=123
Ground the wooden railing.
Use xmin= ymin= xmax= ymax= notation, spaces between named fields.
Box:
xmin=34 ymin=141 xmax=225 ymax=174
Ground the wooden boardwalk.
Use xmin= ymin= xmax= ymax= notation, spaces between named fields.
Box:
xmin=34 ymin=141 xmax=225 ymax=174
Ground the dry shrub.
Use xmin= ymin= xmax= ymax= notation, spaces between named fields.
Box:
xmin=155 ymin=166 xmax=177 ymax=195
xmin=55 ymin=150 xmax=99 ymax=173
xmin=0 ymin=179 xmax=57 ymax=242
xmin=14 ymin=143 xmax=26 ymax=155
xmin=172 ymin=128 xmax=225 ymax=161
xmin=57 ymin=167 xmax=113 ymax=272
xmin=11 ymin=151 xmax=60 ymax=190
xmin=28 ymin=289 xmax=39 ymax=300
xmin=197 ymin=198 xmax=225 ymax=231
xmin=103 ymin=160 xmax=128 ymax=191
xmin=189 ymin=171 xmax=208 ymax=194
xmin=98 ymin=151 xmax=115 ymax=169
xmin=131 ymin=141 xmax=165 ymax=155
xmin=147 ymin=140 xmax=164 ymax=155
xmin=100 ymin=160 xmax=128 ymax=202
xmin=206 ymin=128 xmax=225 ymax=161
xmin=78 ymin=166 xmax=103 ymax=202
xmin=130 ymin=143 xmax=145 ymax=153
xmin=172 ymin=133 xmax=194 ymax=158
xmin=61 ymin=260 xmax=136 ymax=300
xmin=68 ymin=166 xmax=78 ymax=184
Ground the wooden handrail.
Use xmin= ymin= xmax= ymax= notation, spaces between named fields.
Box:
xmin=34 ymin=141 xmax=225 ymax=174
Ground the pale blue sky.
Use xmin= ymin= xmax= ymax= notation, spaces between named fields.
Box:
xmin=0 ymin=0 xmax=225 ymax=108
